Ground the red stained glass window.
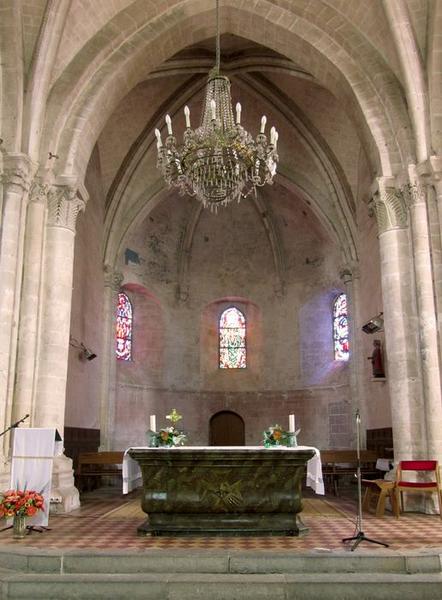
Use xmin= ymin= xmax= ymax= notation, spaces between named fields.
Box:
xmin=219 ymin=307 xmax=246 ymax=369
xmin=116 ymin=292 xmax=132 ymax=361
xmin=333 ymin=293 xmax=349 ymax=361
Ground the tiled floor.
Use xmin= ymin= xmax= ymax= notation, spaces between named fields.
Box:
xmin=1 ymin=486 xmax=441 ymax=552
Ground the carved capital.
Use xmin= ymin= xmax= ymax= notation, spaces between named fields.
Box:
xmin=47 ymin=185 xmax=86 ymax=231
xmin=372 ymin=178 xmax=408 ymax=233
xmin=0 ymin=153 xmax=34 ymax=195
xmin=103 ymin=264 xmax=123 ymax=291
xmin=339 ymin=265 xmax=359 ymax=284
xmin=401 ymin=181 xmax=426 ymax=208
xmin=29 ymin=180 xmax=49 ymax=205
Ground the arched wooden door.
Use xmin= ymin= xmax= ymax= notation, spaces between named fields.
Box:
xmin=209 ymin=411 xmax=245 ymax=446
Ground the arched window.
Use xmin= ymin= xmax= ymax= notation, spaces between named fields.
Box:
xmin=116 ymin=292 xmax=133 ymax=361
xmin=333 ymin=293 xmax=349 ymax=361
xmin=219 ymin=307 xmax=246 ymax=369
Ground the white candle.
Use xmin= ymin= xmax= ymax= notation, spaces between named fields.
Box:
xmin=236 ymin=102 xmax=242 ymax=124
xmin=184 ymin=105 xmax=191 ymax=128
xmin=210 ymin=99 xmax=216 ymax=120
xmin=260 ymin=115 xmax=267 ymax=133
xmin=289 ymin=414 xmax=295 ymax=433
xmin=154 ymin=128 xmax=162 ymax=148
xmin=270 ymin=126 xmax=276 ymax=145
xmin=165 ymin=114 xmax=173 ymax=135
xmin=274 ymin=130 xmax=279 ymax=149
xmin=150 ymin=415 xmax=156 ymax=432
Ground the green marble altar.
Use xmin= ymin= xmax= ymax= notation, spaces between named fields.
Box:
xmin=128 ymin=446 xmax=316 ymax=536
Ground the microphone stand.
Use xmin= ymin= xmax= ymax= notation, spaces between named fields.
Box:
xmin=0 ymin=414 xmax=29 ymax=438
xmin=342 ymin=409 xmax=388 ymax=551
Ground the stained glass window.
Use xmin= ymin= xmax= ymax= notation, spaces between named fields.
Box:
xmin=116 ymin=292 xmax=132 ymax=361
xmin=219 ymin=307 xmax=246 ymax=369
xmin=333 ymin=293 xmax=349 ymax=361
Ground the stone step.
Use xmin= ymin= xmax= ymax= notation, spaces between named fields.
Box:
xmin=2 ymin=571 xmax=442 ymax=600
xmin=0 ymin=547 xmax=440 ymax=576
xmin=0 ymin=547 xmax=442 ymax=576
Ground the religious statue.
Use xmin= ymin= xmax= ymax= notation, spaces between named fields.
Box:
xmin=368 ymin=339 xmax=385 ymax=378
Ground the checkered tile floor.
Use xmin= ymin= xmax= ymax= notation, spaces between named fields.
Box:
xmin=1 ymin=487 xmax=441 ymax=552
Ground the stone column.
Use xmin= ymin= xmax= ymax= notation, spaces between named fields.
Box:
xmin=372 ymin=177 xmax=425 ymax=462
xmin=34 ymin=183 xmax=87 ymax=512
xmin=99 ymin=265 xmax=123 ymax=451
xmin=422 ymin=156 xmax=442 ymax=349
xmin=0 ymin=154 xmax=33 ymax=463
xmin=405 ymin=166 xmax=442 ymax=461
xmin=12 ymin=182 xmax=47 ymax=425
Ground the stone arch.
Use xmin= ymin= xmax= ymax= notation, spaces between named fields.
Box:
xmin=39 ymin=0 xmax=413 ymax=185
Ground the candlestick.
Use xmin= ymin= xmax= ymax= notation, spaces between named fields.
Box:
xmin=260 ymin=115 xmax=267 ymax=133
xmin=289 ymin=414 xmax=295 ymax=433
xmin=150 ymin=414 xmax=156 ymax=432
xmin=165 ymin=114 xmax=172 ymax=135
xmin=154 ymin=128 xmax=162 ymax=148
xmin=184 ymin=105 xmax=190 ymax=128
xmin=236 ymin=102 xmax=241 ymax=124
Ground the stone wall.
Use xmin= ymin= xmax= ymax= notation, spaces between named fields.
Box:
xmin=65 ymin=146 xmax=105 ymax=429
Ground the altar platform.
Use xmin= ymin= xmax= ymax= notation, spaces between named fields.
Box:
xmin=1 ymin=487 xmax=442 ymax=599
xmin=1 ymin=485 xmax=441 ymax=552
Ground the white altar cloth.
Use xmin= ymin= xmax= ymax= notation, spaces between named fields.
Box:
xmin=9 ymin=428 xmax=58 ymax=526
xmin=123 ymin=446 xmax=324 ymax=495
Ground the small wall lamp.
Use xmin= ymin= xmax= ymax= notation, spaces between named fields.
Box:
xmin=362 ymin=312 xmax=384 ymax=334
xmin=69 ymin=335 xmax=97 ymax=361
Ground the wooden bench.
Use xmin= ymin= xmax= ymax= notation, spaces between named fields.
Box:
xmin=321 ymin=450 xmax=379 ymax=495
xmin=75 ymin=451 xmax=124 ymax=492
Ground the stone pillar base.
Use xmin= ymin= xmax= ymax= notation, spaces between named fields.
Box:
xmin=50 ymin=454 xmax=80 ymax=514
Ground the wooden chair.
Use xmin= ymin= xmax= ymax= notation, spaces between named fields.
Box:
xmin=394 ymin=460 xmax=442 ymax=519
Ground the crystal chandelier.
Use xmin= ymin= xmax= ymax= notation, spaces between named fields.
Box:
xmin=154 ymin=0 xmax=279 ymax=212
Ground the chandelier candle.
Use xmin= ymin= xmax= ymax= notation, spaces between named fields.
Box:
xmin=155 ymin=0 xmax=279 ymax=212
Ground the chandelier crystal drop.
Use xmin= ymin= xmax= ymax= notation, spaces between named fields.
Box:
xmin=154 ymin=1 xmax=279 ymax=212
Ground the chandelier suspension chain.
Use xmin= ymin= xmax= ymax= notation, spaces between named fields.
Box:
xmin=215 ymin=0 xmax=220 ymax=74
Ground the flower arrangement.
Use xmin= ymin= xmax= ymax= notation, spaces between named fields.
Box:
xmin=263 ymin=424 xmax=291 ymax=448
xmin=151 ymin=409 xmax=187 ymax=447
xmin=0 ymin=490 xmax=44 ymax=518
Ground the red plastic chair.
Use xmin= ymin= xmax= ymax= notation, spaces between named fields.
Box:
xmin=394 ymin=460 xmax=442 ymax=519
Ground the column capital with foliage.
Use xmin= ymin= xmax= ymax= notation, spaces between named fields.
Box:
xmin=46 ymin=184 xmax=87 ymax=231
xmin=370 ymin=176 xmax=408 ymax=234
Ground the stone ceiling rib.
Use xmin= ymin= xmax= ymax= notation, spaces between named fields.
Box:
xmin=38 ymin=0 xmax=411 ymax=186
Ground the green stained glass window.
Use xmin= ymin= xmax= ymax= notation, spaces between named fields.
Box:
xmin=219 ymin=307 xmax=246 ymax=369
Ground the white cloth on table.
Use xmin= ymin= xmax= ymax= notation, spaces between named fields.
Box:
xmin=122 ymin=448 xmax=142 ymax=494
xmin=376 ymin=458 xmax=393 ymax=472
xmin=122 ymin=445 xmax=324 ymax=495
xmin=9 ymin=428 xmax=57 ymax=526
xmin=297 ymin=445 xmax=325 ymax=495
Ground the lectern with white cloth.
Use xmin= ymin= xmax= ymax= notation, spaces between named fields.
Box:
xmin=10 ymin=428 xmax=61 ymax=527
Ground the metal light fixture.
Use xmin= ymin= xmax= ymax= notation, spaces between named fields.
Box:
xmin=155 ymin=0 xmax=279 ymax=212
xmin=69 ymin=336 xmax=97 ymax=361
xmin=362 ymin=313 xmax=384 ymax=334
